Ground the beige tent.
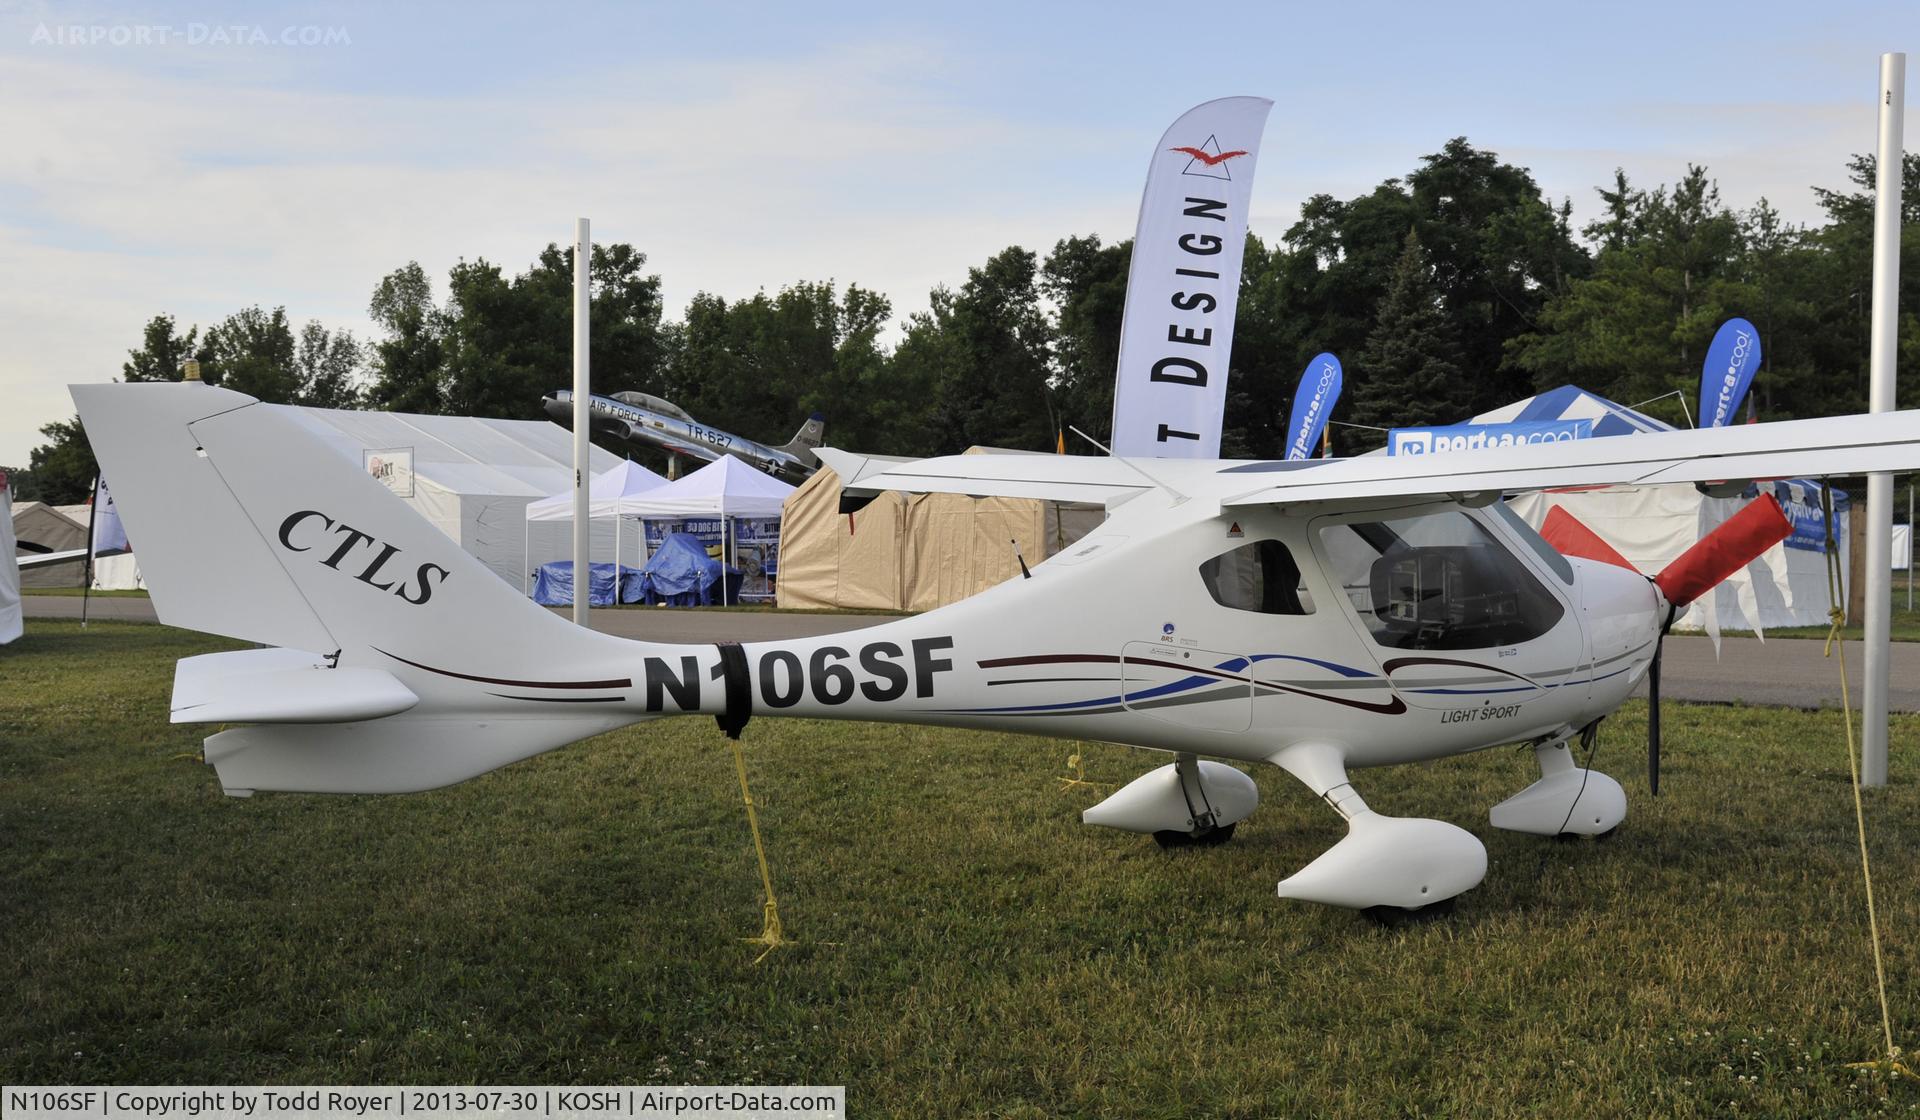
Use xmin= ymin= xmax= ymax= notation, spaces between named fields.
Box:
xmin=778 ymin=452 xmax=1103 ymax=611
xmin=11 ymin=502 xmax=87 ymax=589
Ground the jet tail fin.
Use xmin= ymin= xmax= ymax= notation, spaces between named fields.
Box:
xmin=778 ymin=413 xmax=827 ymax=459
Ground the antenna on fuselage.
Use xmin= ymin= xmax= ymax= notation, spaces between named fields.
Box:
xmin=1067 ymin=425 xmax=1188 ymax=503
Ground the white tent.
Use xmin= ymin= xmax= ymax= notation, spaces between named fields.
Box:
xmin=1481 ymin=386 xmax=1849 ymax=631
xmin=621 ymin=456 xmax=796 ymax=605
xmin=279 ymin=406 xmax=630 ymax=588
xmin=621 ymin=455 xmax=795 ymax=520
xmin=523 ymin=459 xmax=669 ymax=590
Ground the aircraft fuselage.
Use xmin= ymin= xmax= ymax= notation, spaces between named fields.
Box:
xmin=543 ymin=390 xmax=816 ymax=481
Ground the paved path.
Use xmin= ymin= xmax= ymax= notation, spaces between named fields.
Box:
xmin=22 ymin=596 xmax=1916 ymax=712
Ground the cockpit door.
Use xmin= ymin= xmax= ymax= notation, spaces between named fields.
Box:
xmin=1310 ymin=505 xmax=1584 ymax=713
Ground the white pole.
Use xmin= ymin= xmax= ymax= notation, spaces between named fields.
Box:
xmin=572 ymin=217 xmax=592 ymax=627
xmin=1862 ymin=53 xmax=1903 ymax=788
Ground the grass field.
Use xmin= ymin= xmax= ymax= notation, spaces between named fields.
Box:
xmin=4 ymin=620 xmax=1918 ymax=1117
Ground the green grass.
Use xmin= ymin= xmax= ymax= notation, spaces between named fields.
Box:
xmin=4 ymin=621 xmax=1918 ymax=1117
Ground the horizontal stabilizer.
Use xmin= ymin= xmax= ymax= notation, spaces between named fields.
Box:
xmin=172 ymin=648 xmax=419 ymax=724
xmin=203 ymin=712 xmax=639 ymax=795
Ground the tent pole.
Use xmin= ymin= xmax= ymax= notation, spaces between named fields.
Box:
xmin=571 ymin=216 xmax=591 ymax=628
xmin=80 ymin=475 xmax=99 ymax=627
xmin=1862 ymin=52 xmax=1903 ymax=788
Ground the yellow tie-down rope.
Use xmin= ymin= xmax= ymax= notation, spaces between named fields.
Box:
xmin=1821 ymin=486 xmax=1916 ymax=1083
xmin=729 ymin=738 xmax=794 ymax=965
xmin=1056 ymin=743 xmax=1105 ymax=795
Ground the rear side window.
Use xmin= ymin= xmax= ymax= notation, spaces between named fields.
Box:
xmin=1199 ymin=539 xmax=1314 ymax=615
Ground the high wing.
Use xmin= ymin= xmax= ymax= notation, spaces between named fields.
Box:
xmin=814 ymin=447 xmax=936 ymax=487
xmin=1217 ymin=409 xmax=1920 ymax=506
xmin=829 ymin=449 xmax=1219 ymax=506
xmin=830 ymin=410 xmax=1920 ymax=508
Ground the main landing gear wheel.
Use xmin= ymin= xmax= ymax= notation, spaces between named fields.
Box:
xmin=1361 ymin=897 xmax=1458 ymax=927
xmin=1153 ymin=822 xmax=1237 ymax=849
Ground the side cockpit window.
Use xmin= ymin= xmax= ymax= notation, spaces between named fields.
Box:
xmin=1199 ymin=539 xmax=1315 ymax=616
xmin=1318 ymin=511 xmax=1564 ymax=649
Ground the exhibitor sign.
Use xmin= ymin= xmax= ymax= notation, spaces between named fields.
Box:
xmin=362 ymin=447 xmax=415 ymax=497
xmin=1388 ymin=419 xmax=1593 ymax=456
xmin=1109 ymin=96 xmax=1273 ymax=459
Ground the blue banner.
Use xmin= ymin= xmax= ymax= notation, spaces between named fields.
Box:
xmin=1765 ymin=481 xmax=1848 ymax=553
xmin=1284 ymin=353 xmax=1343 ymax=460
xmin=1388 ymin=419 xmax=1593 ymax=456
xmin=1698 ymin=318 xmax=1762 ymax=428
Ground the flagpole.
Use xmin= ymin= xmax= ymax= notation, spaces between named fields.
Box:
xmin=1861 ymin=52 xmax=1904 ymax=787
xmin=80 ymin=475 xmax=100 ymax=627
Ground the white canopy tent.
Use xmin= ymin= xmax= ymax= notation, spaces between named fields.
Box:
xmin=620 ymin=456 xmax=796 ymax=605
xmin=523 ymin=459 xmax=669 ymax=591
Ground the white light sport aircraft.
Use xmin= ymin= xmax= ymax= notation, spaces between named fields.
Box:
xmin=71 ymin=382 xmax=1920 ymax=917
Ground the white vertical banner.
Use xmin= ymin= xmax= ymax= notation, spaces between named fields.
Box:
xmin=1109 ymin=95 xmax=1273 ymax=458
xmin=92 ymin=475 xmax=129 ymax=554
xmin=1 ymin=471 xmax=22 ymax=644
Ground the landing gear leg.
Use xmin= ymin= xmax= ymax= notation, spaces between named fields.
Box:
xmin=1152 ymin=754 xmax=1238 ymax=848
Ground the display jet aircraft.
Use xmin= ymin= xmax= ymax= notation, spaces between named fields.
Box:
xmin=71 ymin=382 xmax=1920 ymax=917
xmin=543 ymin=389 xmax=825 ymax=481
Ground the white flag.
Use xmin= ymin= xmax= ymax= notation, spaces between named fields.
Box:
xmin=1109 ymin=96 xmax=1273 ymax=458
xmin=92 ymin=475 xmax=129 ymax=555
xmin=1 ymin=471 xmax=22 ymax=644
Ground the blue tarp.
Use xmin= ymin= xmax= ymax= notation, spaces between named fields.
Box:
xmin=641 ymin=532 xmax=742 ymax=606
xmin=531 ymin=562 xmax=647 ymax=607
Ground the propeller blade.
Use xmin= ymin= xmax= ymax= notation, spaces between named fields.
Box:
xmin=1653 ymin=493 xmax=1793 ymax=609
xmin=1647 ymin=638 xmax=1662 ymax=796
xmin=1540 ymin=506 xmax=1639 ymax=571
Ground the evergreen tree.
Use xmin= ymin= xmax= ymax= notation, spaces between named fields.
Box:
xmin=1351 ymin=231 xmax=1474 ymax=437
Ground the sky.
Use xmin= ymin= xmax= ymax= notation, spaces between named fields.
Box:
xmin=1 ymin=0 xmax=1915 ymax=468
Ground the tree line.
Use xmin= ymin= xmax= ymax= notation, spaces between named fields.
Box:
xmin=15 ymin=138 xmax=1919 ymax=505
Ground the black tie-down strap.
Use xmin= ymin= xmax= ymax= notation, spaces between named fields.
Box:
xmin=714 ymin=641 xmax=753 ymax=741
